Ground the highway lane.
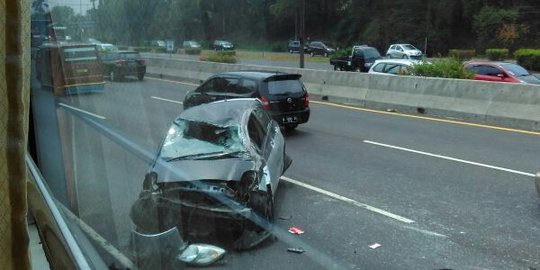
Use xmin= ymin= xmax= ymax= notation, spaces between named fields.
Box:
xmin=57 ymin=77 xmax=540 ymax=269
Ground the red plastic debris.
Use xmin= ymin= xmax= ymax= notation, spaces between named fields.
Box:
xmin=288 ymin=227 xmax=305 ymax=235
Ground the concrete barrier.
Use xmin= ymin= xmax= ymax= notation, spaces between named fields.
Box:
xmin=144 ymin=56 xmax=540 ymax=131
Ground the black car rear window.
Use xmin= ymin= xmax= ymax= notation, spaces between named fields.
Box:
xmin=363 ymin=48 xmax=381 ymax=59
xmin=120 ymin=52 xmax=141 ymax=60
xmin=267 ymin=79 xmax=304 ymax=95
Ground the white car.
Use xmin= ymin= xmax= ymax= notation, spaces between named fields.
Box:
xmin=368 ymin=59 xmax=421 ymax=75
xmin=386 ymin=44 xmax=423 ymax=60
xmin=96 ymin=43 xmax=118 ymax=52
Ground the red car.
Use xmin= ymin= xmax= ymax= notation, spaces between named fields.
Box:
xmin=464 ymin=61 xmax=540 ymax=85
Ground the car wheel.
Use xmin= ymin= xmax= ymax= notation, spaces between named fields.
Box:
xmin=354 ymin=66 xmax=362 ymax=72
xmin=285 ymin=124 xmax=298 ymax=131
xmin=110 ymin=70 xmax=116 ymax=81
xmin=289 ymin=49 xmax=293 ymax=53
xmin=386 ymin=54 xmax=392 ymax=59
xmin=310 ymin=51 xmax=314 ymax=57
xmin=324 ymin=52 xmax=328 ymax=57
xmin=402 ymin=54 xmax=408 ymax=59
xmin=334 ymin=65 xmax=340 ymax=71
xmin=250 ymin=187 xmax=274 ymax=222
xmin=138 ymin=73 xmax=145 ymax=81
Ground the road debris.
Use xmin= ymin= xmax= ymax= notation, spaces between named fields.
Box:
xmin=369 ymin=243 xmax=382 ymax=249
xmin=288 ymin=227 xmax=305 ymax=235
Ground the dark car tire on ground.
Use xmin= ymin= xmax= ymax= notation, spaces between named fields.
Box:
xmin=285 ymin=124 xmax=298 ymax=131
xmin=138 ymin=73 xmax=145 ymax=81
xmin=324 ymin=52 xmax=328 ymax=57
xmin=402 ymin=55 xmax=408 ymax=59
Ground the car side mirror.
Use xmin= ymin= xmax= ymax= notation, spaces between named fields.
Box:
xmin=143 ymin=171 xmax=157 ymax=190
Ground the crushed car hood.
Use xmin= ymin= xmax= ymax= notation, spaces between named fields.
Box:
xmin=153 ymin=158 xmax=255 ymax=183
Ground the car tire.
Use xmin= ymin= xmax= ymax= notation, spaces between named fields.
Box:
xmin=310 ymin=51 xmax=314 ymax=57
xmin=386 ymin=54 xmax=392 ymax=59
xmin=334 ymin=65 xmax=340 ymax=71
xmin=285 ymin=124 xmax=298 ymax=131
xmin=138 ymin=73 xmax=145 ymax=81
xmin=402 ymin=54 xmax=408 ymax=59
xmin=289 ymin=49 xmax=293 ymax=53
xmin=110 ymin=70 xmax=116 ymax=81
xmin=324 ymin=52 xmax=328 ymax=57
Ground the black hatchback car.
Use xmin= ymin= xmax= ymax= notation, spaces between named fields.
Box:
xmin=308 ymin=41 xmax=335 ymax=57
xmin=183 ymin=71 xmax=310 ymax=130
xmin=100 ymin=50 xmax=146 ymax=81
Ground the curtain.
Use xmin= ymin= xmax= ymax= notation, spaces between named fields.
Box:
xmin=0 ymin=0 xmax=31 ymax=269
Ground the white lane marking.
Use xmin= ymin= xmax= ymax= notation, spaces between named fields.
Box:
xmin=281 ymin=176 xmax=415 ymax=224
xmin=147 ymin=77 xmax=199 ymax=87
xmin=58 ymin=103 xmax=107 ymax=120
xmin=402 ymin=225 xmax=448 ymax=238
xmin=150 ymin=96 xmax=183 ymax=104
xmin=363 ymin=140 xmax=536 ymax=178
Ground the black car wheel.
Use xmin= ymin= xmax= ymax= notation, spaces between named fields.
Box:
xmin=324 ymin=52 xmax=328 ymax=57
xmin=138 ymin=73 xmax=145 ymax=81
xmin=285 ymin=124 xmax=298 ymax=131
xmin=289 ymin=49 xmax=293 ymax=53
xmin=402 ymin=54 xmax=408 ymax=59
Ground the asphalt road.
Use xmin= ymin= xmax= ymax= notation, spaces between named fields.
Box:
xmin=55 ymin=77 xmax=540 ymax=270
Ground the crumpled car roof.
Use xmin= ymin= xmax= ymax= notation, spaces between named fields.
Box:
xmin=180 ymin=98 xmax=260 ymax=127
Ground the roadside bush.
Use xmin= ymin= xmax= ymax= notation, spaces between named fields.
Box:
xmin=132 ymin=46 xmax=152 ymax=52
xmin=216 ymin=50 xmax=236 ymax=57
xmin=201 ymin=53 xmax=237 ymax=64
xmin=485 ymin=48 xmax=509 ymax=60
xmin=410 ymin=58 xmax=474 ymax=79
xmin=184 ymin=48 xmax=202 ymax=55
xmin=151 ymin=47 xmax=167 ymax=53
xmin=514 ymin=49 xmax=540 ymax=71
xmin=448 ymin=49 xmax=476 ymax=61
xmin=332 ymin=47 xmax=352 ymax=58
xmin=271 ymin=44 xmax=286 ymax=52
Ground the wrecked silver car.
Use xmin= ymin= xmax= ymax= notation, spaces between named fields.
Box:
xmin=130 ymin=98 xmax=292 ymax=250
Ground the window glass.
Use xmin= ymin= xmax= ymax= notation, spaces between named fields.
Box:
xmin=385 ymin=64 xmax=402 ymax=74
xmin=372 ymin=63 xmax=385 ymax=72
xmin=247 ymin=114 xmax=265 ymax=148
xmin=267 ymin=79 xmax=304 ymax=95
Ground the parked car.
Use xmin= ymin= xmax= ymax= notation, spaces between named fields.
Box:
xmin=213 ymin=40 xmax=235 ymax=51
xmin=287 ymin=40 xmax=308 ymax=53
xmin=100 ymin=51 xmax=146 ymax=81
xmin=464 ymin=61 xmax=540 ymax=84
xmin=308 ymin=41 xmax=335 ymax=57
xmin=368 ymin=59 xmax=421 ymax=75
xmin=183 ymin=71 xmax=310 ymax=130
xmin=87 ymin=38 xmax=102 ymax=45
xmin=152 ymin=40 xmax=166 ymax=48
xmin=330 ymin=45 xmax=382 ymax=72
xmin=386 ymin=44 xmax=423 ymax=60
xmin=130 ymin=98 xmax=292 ymax=250
xmin=95 ymin=43 xmax=118 ymax=53
xmin=182 ymin=40 xmax=201 ymax=48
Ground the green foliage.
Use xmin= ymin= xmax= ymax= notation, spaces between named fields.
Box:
xmin=271 ymin=44 xmax=286 ymax=52
xmin=201 ymin=53 xmax=238 ymax=64
xmin=448 ymin=49 xmax=476 ymax=61
xmin=184 ymin=48 xmax=202 ymax=55
xmin=332 ymin=47 xmax=352 ymax=58
xmin=216 ymin=50 xmax=236 ymax=57
xmin=410 ymin=59 xmax=474 ymax=79
xmin=514 ymin=49 xmax=540 ymax=71
xmin=485 ymin=48 xmax=509 ymax=60
xmin=472 ymin=6 xmax=518 ymax=51
xmin=132 ymin=47 xmax=152 ymax=52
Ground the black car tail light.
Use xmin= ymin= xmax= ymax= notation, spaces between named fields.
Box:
xmin=304 ymin=92 xmax=309 ymax=107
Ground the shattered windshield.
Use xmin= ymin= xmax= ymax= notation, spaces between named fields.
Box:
xmin=160 ymin=119 xmax=245 ymax=160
